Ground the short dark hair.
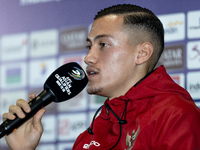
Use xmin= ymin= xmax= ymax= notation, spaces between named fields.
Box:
xmin=94 ymin=4 xmax=164 ymax=70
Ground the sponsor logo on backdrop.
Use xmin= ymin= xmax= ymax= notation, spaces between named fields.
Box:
xmin=157 ymin=44 xmax=184 ymax=70
xmin=169 ymin=73 xmax=185 ymax=88
xmin=58 ymin=113 xmax=86 ymax=141
xmin=0 ymin=63 xmax=27 ymax=89
xmin=1 ymin=33 xmax=28 ymax=61
xmin=187 ymin=71 xmax=200 ymax=99
xmin=6 ymin=68 xmax=21 ymax=84
xmin=187 ymin=41 xmax=200 ymax=69
xmin=158 ymin=13 xmax=185 ymax=42
xmin=60 ymin=27 xmax=87 ymax=52
xmin=187 ymin=10 xmax=200 ymax=39
xmin=29 ymin=58 xmax=56 ymax=87
xmin=30 ymin=29 xmax=58 ymax=58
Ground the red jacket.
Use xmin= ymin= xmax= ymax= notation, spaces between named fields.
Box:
xmin=73 ymin=66 xmax=200 ymax=150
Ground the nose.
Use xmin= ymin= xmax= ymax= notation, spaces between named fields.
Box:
xmin=84 ymin=47 xmax=98 ymax=65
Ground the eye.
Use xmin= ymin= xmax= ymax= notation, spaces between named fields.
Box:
xmin=100 ymin=42 xmax=108 ymax=48
xmin=86 ymin=45 xmax=92 ymax=50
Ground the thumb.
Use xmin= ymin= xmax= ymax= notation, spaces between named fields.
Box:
xmin=32 ymin=108 xmax=46 ymax=133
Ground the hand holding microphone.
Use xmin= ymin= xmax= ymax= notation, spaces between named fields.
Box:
xmin=1 ymin=62 xmax=88 ymax=149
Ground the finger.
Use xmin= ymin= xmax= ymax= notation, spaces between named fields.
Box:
xmin=16 ymin=99 xmax=31 ymax=113
xmin=28 ymin=93 xmax=36 ymax=102
xmin=2 ymin=113 xmax=16 ymax=121
xmin=9 ymin=105 xmax=26 ymax=119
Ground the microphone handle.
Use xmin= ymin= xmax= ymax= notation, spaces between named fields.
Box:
xmin=0 ymin=89 xmax=55 ymax=139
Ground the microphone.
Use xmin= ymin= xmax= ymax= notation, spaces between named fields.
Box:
xmin=0 ymin=62 xmax=88 ymax=139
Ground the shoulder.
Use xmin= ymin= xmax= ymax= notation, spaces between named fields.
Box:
xmin=149 ymin=94 xmax=200 ymax=124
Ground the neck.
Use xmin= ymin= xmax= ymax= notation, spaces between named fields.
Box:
xmin=108 ymin=67 xmax=149 ymax=100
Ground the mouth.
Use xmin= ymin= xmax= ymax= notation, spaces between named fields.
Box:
xmin=86 ymin=67 xmax=99 ymax=77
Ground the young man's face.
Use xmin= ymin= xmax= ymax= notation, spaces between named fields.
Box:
xmin=84 ymin=15 xmax=139 ymax=99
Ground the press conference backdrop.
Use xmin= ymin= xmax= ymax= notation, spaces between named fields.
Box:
xmin=0 ymin=0 xmax=199 ymax=149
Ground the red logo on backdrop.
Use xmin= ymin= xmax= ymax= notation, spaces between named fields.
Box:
xmin=59 ymin=120 xmax=70 ymax=135
xmin=190 ymin=45 xmax=200 ymax=61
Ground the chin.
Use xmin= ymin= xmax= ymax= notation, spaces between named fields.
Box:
xmin=86 ymin=86 xmax=103 ymax=95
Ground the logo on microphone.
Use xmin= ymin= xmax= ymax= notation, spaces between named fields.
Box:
xmin=68 ymin=67 xmax=85 ymax=80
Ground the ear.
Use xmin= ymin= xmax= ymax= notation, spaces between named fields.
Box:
xmin=136 ymin=42 xmax=153 ymax=65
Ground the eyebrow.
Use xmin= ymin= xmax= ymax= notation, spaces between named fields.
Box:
xmin=86 ymin=34 xmax=113 ymax=43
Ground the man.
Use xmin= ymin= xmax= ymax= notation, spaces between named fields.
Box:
xmin=3 ymin=4 xmax=200 ymax=150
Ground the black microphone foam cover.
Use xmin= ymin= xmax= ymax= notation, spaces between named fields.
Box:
xmin=44 ymin=62 xmax=88 ymax=102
